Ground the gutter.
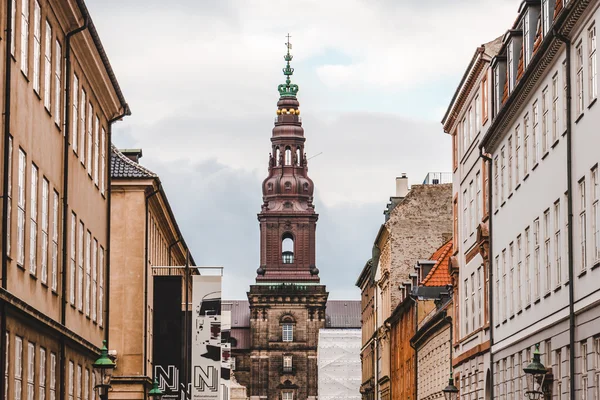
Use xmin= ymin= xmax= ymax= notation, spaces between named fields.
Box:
xmin=554 ymin=31 xmax=575 ymax=400
xmin=144 ymin=186 xmax=160 ymax=391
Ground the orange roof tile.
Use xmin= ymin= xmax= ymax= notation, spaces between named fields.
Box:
xmin=554 ymin=0 xmax=563 ymax=18
xmin=502 ymin=68 xmax=509 ymax=105
xmin=516 ymin=44 xmax=524 ymax=82
xmin=421 ymin=240 xmax=453 ymax=287
xmin=532 ymin=16 xmax=543 ymax=54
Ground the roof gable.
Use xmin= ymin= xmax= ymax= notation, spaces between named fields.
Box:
xmin=110 ymin=145 xmax=157 ymax=179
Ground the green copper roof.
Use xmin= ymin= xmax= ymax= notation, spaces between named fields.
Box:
xmin=92 ymin=340 xmax=115 ymax=369
xmin=278 ymin=34 xmax=299 ymax=98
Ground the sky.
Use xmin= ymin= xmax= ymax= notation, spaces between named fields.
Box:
xmin=86 ymin=0 xmax=519 ymax=300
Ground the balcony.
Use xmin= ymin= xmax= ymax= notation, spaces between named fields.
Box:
xmin=422 ymin=172 xmax=452 ymax=185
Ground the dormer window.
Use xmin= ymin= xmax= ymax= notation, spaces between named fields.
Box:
xmin=508 ymin=44 xmax=514 ymax=92
xmin=493 ymin=61 xmax=506 ymax=117
xmin=524 ymin=13 xmax=531 ymax=67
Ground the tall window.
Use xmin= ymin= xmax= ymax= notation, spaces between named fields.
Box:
xmin=475 ymin=94 xmax=481 ymax=133
xmin=87 ymin=104 xmax=93 ymax=174
xmin=577 ymin=42 xmax=585 ymax=116
xmin=80 ymin=90 xmax=86 ymax=165
xmin=469 ymin=181 xmax=475 ymax=235
xmin=464 ymin=278 xmax=469 ymax=333
xmin=476 ymin=171 xmax=482 ymax=223
xmin=502 ymin=249 xmax=507 ymax=320
xmin=100 ymin=128 xmax=106 ymax=195
xmin=557 ymin=350 xmax=563 ymax=400
xmin=495 ymin=255 xmax=500 ymax=325
xmin=555 ymin=201 xmax=562 ymax=286
xmin=524 ymin=13 xmax=531 ymax=67
xmin=50 ymin=353 xmax=56 ymax=400
xmin=542 ymin=0 xmax=550 ymax=35
xmin=534 ymin=219 xmax=540 ymax=300
xmin=39 ymin=348 xmax=46 ymax=400
xmin=509 ymin=243 xmax=514 ymax=316
xmin=563 ymin=60 xmax=568 ymax=131
xmin=532 ymin=101 xmax=539 ymax=164
xmin=72 ymin=75 xmax=79 ymax=153
xmin=542 ymin=87 xmax=549 ymax=153
xmin=515 ymin=126 xmax=521 ymax=184
xmin=15 ymin=336 xmax=23 ymax=400
xmin=30 ymin=165 xmax=38 ymax=275
xmin=282 ymin=323 xmax=293 ymax=342
xmin=544 ymin=209 xmax=551 ymax=293
xmin=482 ymin=75 xmax=489 ymax=122
xmin=27 ymin=343 xmax=34 ymax=400
xmin=524 ymin=114 xmax=530 ymax=173
xmin=11 ymin=0 xmax=16 ymax=56
xmin=508 ymin=44 xmax=514 ymax=91
xmin=17 ymin=149 xmax=26 ymax=266
xmin=462 ymin=118 xmax=468 ymax=153
xmin=582 ymin=341 xmax=588 ymax=400
xmin=77 ymin=365 xmax=81 ymax=400
xmin=20 ymin=0 xmax=29 ymax=75
xmin=44 ymin=21 xmax=52 ymax=111
xmin=41 ymin=178 xmax=48 ymax=284
xmin=70 ymin=213 xmax=76 ymax=305
xmin=99 ymin=246 xmax=104 ymax=327
xmin=592 ymin=166 xmax=599 ymax=263
xmin=93 ymin=116 xmax=99 ymax=186
xmin=51 ymin=191 xmax=58 ymax=291
xmin=494 ymin=156 xmax=499 ymax=210
xmin=477 ymin=266 xmax=483 ymax=327
xmin=85 ymin=231 xmax=91 ymax=316
xmin=54 ymin=40 xmax=62 ymax=126
xmin=494 ymin=66 xmax=501 ymax=116
xmin=84 ymin=369 xmax=89 ymax=400
xmin=283 ymin=355 xmax=293 ymax=373
xmin=501 ymin=146 xmax=506 ymax=203
xmin=517 ymin=235 xmax=522 ymax=310
xmin=471 ymin=272 xmax=475 ymax=330
xmin=594 ymin=338 xmax=600 ymax=400
xmin=552 ymin=74 xmax=559 ymax=142
xmin=92 ymin=239 xmax=97 ymax=322
xmin=508 ymin=137 xmax=513 ymax=193
xmin=468 ymin=107 xmax=474 ymax=142
xmin=7 ymin=137 xmax=13 ymax=257
xmin=463 ymin=189 xmax=468 ymax=240
xmin=77 ymin=221 xmax=84 ymax=311
xmin=580 ymin=179 xmax=587 ymax=271
xmin=32 ymin=1 xmax=41 ymax=92
xmin=68 ymin=361 xmax=73 ymax=400
xmin=589 ymin=24 xmax=597 ymax=102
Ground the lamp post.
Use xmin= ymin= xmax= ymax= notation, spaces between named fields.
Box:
xmin=148 ymin=379 xmax=163 ymax=400
xmin=93 ymin=340 xmax=116 ymax=400
xmin=523 ymin=343 xmax=547 ymax=400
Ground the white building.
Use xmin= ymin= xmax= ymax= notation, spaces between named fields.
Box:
xmin=317 ymin=329 xmax=361 ymax=400
xmin=442 ymin=36 xmax=502 ymax=398
xmin=480 ymin=0 xmax=600 ymax=399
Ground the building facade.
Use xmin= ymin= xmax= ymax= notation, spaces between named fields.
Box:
xmin=109 ymin=148 xmax=194 ymax=399
xmin=480 ymin=0 xmax=600 ymax=398
xmin=442 ymin=37 xmax=502 ymax=399
xmin=0 ymin=0 xmax=129 ymax=399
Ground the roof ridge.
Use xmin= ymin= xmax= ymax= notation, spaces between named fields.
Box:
xmin=111 ymin=145 xmax=157 ymax=178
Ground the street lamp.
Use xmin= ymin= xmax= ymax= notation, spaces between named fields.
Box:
xmin=523 ymin=343 xmax=547 ymax=400
xmin=442 ymin=372 xmax=459 ymax=400
xmin=148 ymin=379 xmax=164 ymax=400
xmin=93 ymin=340 xmax=116 ymax=400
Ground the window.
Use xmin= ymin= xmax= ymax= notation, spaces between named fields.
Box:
xmin=495 ymin=255 xmax=500 ymax=325
xmin=475 ymin=94 xmax=481 ymax=133
xmin=72 ymin=75 xmax=79 ymax=153
xmin=85 ymin=231 xmax=91 ymax=316
xmin=469 ymin=181 xmax=475 ymax=234
xmin=544 ymin=209 xmax=551 ymax=293
xmin=477 ymin=266 xmax=483 ymax=327
xmin=453 ymin=198 xmax=458 ymax=249
xmin=20 ymin=0 xmax=29 ymax=75
xmin=580 ymin=179 xmax=587 ymax=271
xmin=7 ymin=137 xmax=13 ymax=257
xmin=563 ymin=60 xmax=568 ymax=131
xmin=471 ymin=272 xmax=475 ymax=329
xmin=77 ymin=365 xmax=82 ymax=400
xmin=15 ymin=336 xmax=23 ymax=400
xmin=476 ymin=171 xmax=482 ymax=223
xmin=463 ymin=189 xmax=468 ymax=240
xmin=515 ymin=126 xmax=521 ymax=183
xmin=524 ymin=114 xmax=530 ymax=173
xmin=462 ymin=118 xmax=468 ymax=153
xmin=30 ymin=164 xmax=38 ymax=275
xmin=542 ymin=0 xmax=550 ymax=35
xmin=468 ymin=107 xmax=474 ymax=141
xmin=50 ymin=353 xmax=56 ymax=400
xmin=542 ymin=87 xmax=549 ymax=153
xmin=508 ymin=136 xmax=513 ymax=193
xmin=482 ymin=75 xmax=489 ymax=123
xmin=494 ymin=156 xmax=499 ymax=210
xmin=41 ymin=178 xmax=48 ymax=284
xmin=70 ymin=213 xmax=76 ymax=304
xmin=77 ymin=221 xmax=84 ymax=310
xmin=282 ymin=392 xmax=293 ymax=400
xmin=100 ymin=128 xmax=106 ymax=195
xmin=282 ymin=234 xmax=294 ymax=264
xmin=54 ymin=40 xmax=62 ymax=126
xmin=84 ymin=369 xmax=89 ymax=400
xmin=524 ymin=13 xmax=531 ymax=67
xmin=517 ymin=235 xmax=522 ymax=310
xmin=565 ymin=192 xmax=570 ymax=277
xmin=284 ymin=147 xmax=291 ymax=165
xmin=508 ymin=44 xmax=514 ymax=91
xmin=17 ymin=149 xmax=26 ymax=266
xmin=582 ymin=341 xmax=588 ymax=400
xmin=555 ymin=201 xmax=562 ymax=286
xmin=39 ymin=348 xmax=46 ymax=400
xmin=557 ymin=350 xmax=563 ymax=400
xmin=91 ymin=374 xmax=95 ymax=400
xmin=592 ymin=166 xmax=599 ymax=263
xmin=577 ymin=42 xmax=585 ymax=116
xmin=99 ymin=246 xmax=104 ymax=327
xmin=502 ymin=249 xmax=507 ymax=320
xmin=93 ymin=116 xmax=99 ymax=186
xmin=11 ymin=0 xmax=16 ymax=56
xmin=494 ymin=66 xmax=501 ymax=116
xmin=532 ymin=101 xmax=539 ymax=164
xmin=594 ymin=338 xmax=600 ymax=400
xmin=87 ymin=104 xmax=93 ymax=174
xmin=501 ymin=146 xmax=506 ymax=203
xmin=453 ymin=131 xmax=458 ymax=170
xmin=283 ymin=355 xmax=293 ymax=373
xmin=32 ymin=1 xmax=41 ymax=92
xmin=590 ymin=24 xmax=597 ymax=102
xmin=68 ymin=361 xmax=73 ymax=400
xmin=92 ymin=239 xmax=97 ymax=322
xmin=509 ymin=243 xmax=514 ymax=316
xmin=282 ymin=323 xmax=293 ymax=342
xmin=552 ymin=74 xmax=559 ymax=142
xmin=80 ymin=89 xmax=86 ymax=165
xmin=4 ymin=333 xmax=8 ymax=398
xmin=27 ymin=343 xmax=34 ymax=400
xmin=534 ymin=218 xmax=540 ymax=299
xmin=44 ymin=21 xmax=51 ymax=111
xmin=51 ymin=191 xmax=58 ymax=291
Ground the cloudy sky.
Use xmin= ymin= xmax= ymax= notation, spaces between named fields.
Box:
xmin=87 ymin=0 xmax=519 ymax=300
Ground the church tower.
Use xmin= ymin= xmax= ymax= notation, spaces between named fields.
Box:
xmin=247 ymin=37 xmax=328 ymax=400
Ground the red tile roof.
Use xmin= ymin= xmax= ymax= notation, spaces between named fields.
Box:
xmin=532 ymin=16 xmax=543 ymax=54
xmin=554 ymin=0 xmax=563 ymax=18
xmin=516 ymin=44 xmax=525 ymax=82
xmin=421 ymin=240 xmax=453 ymax=287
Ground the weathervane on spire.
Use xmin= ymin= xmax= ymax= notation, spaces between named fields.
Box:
xmin=278 ymin=33 xmax=299 ymax=97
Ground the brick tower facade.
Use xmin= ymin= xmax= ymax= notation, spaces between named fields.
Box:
xmin=246 ymin=38 xmax=328 ymax=400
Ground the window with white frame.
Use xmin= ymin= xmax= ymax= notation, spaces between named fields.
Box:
xmin=534 ymin=218 xmax=540 ymax=300
xmin=524 ymin=14 xmax=531 ymax=67
xmin=508 ymin=44 xmax=514 ymax=92
xmin=501 ymin=146 xmax=506 ymax=203
xmin=471 ymin=272 xmax=475 ymax=330
xmin=544 ymin=209 xmax=551 ymax=293
xmin=17 ymin=149 xmax=26 ymax=266
xmin=552 ymin=74 xmax=559 ymax=142
xmin=463 ymin=189 xmax=468 ymax=240
xmin=91 ymin=374 xmax=96 ymax=400
xmin=580 ymin=179 xmax=587 ymax=271
xmin=77 ymin=221 xmax=84 ymax=310
xmin=80 ymin=89 xmax=86 ymax=165
xmin=563 ymin=60 xmax=568 ymax=131
xmin=20 ymin=0 xmax=29 ymax=75
xmin=592 ymin=166 xmax=599 ymax=263
xmin=556 ymin=349 xmax=563 ymax=400
xmin=477 ymin=266 xmax=483 ymax=327
xmin=524 ymin=114 xmax=530 ymax=173
xmin=589 ymin=24 xmax=597 ymax=102
xmin=565 ymin=192 xmax=570 ymax=276
xmin=517 ymin=235 xmax=522 ymax=310
xmin=495 ymin=255 xmax=500 ymax=325
xmin=582 ymin=341 xmax=588 ymax=400
xmin=7 ymin=137 xmax=12 ymax=257
xmin=542 ymin=0 xmax=550 ymax=36
xmin=494 ymin=66 xmax=501 ymax=117
xmin=282 ymin=392 xmax=293 ymax=400
xmin=72 ymin=75 xmax=79 ymax=154
xmin=54 ymin=40 xmax=62 ymax=126
xmin=51 ymin=191 xmax=58 ymax=291
xmin=39 ymin=347 xmax=46 ymax=400
xmin=282 ymin=323 xmax=293 ymax=342
xmin=27 ymin=342 xmax=34 ymax=400
xmin=515 ymin=126 xmax=521 ymax=184
xmin=87 ymin=104 xmax=93 ymax=174
xmin=99 ymin=246 xmax=104 ymax=327
xmin=68 ymin=361 xmax=73 ymax=400
xmin=32 ymin=1 xmax=41 ymax=92
xmin=11 ymin=0 xmax=16 ymax=56
xmin=542 ymin=87 xmax=549 ymax=154
xmin=517 ymin=352 xmax=523 ymax=398
xmin=101 ymin=128 xmax=106 ymax=195
xmin=494 ymin=156 xmax=499 ymax=210
xmin=94 ymin=116 xmax=99 ymax=186
xmin=577 ymin=42 xmax=585 ymax=116
xmin=464 ymin=278 xmax=470 ymax=332
xmin=70 ymin=213 xmax=76 ymax=305
xmin=41 ymin=178 xmax=48 ymax=284
xmin=92 ymin=239 xmax=97 ymax=322
xmin=469 ymin=107 xmax=474 ymax=142
xmin=4 ymin=333 xmax=8 ymax=398
xmin=532 ymin=101 xmax=539 ymax=164
xmin=15 ymin=336 xmax=23 ymax=400
xmin=594 ymin=338 xmax=600 ymax=400
xmin=555 ymin=201 xmax=562 ymax=286
xmin=85 ymin=231 xmax=91 ymax=316
xmin=30 ymin=164 xmax=38 ymax=275
xmin=508 ymin=136 xmax=513 ymax=193
xmin=50 ymin=353 xmax=56 ymax=400
xmin=476 ymin=171 xmax=482 ymax=222
xmin=77 ymin=365 xmax=82 ymax=400
xmin=475 ymin=94 xmax=481 ymax=133
xmin=509 ymin=243 xmax=514 ymax=316
xmin=84 ymin=369 xmax=89 ymax=400
xmin=283 ymin=355 xmax=293 ymax=373
xmin=502 ymin=249 xmax=507 ymax=320
xmin=44 ymin=21 xmax=52 ymax=111
xmin=469 ymin=181 xmax=475 ymax=235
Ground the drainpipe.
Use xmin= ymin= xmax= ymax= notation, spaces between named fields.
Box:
xmin=555 ymin=31 xmax=575 ymax=400
xmin=0 ymin=1 xmax=14 ymax=398
xmin=145 ymin=186 xmax=160 ymax=395
xmin=479 ymin=148 xmax=494 ymax=400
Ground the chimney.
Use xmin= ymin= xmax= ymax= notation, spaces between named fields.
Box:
xmin=395 ymin=173 xmax=409 ymax=197
xmin=121 ymin=149 xmax=143 ymax=164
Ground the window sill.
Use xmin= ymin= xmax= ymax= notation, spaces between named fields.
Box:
xmin=515 ymin=183 xmax=521 ymax=191
xmin=575 ymin=113 xmax=584 ymax=124
xmin=51 ymin=290 xmax=58 ymax=297
xmin=578 ymin=269 xmax=587 ymax=278
xmin=16 ymin=263 xmax=24 ymax=271
xmin=554 ymin=285 xmax=562 ymax=293
xmin=34 ymin=89 xmax=41 ymax=100
xmin=544 ymin=291 xmax=551 ymax=299
xmin=29 ymin=272 xmax=37 ymax=280
xmin=542 ymin=151 xmax=550 ymax=160
xmin=509 ymin=314 xmax=515 ymax=320
xmin=20 ymin=70 xmax=29 ymax=82
xmin=591 ymin=261 xmax=600 ymax=271
xmin=534 ymin=298 xmax=541 ymax=305
xmin=494 ymin=209 xmax=499 ymax=216
xmin=517 ymin=309 xmax=523 ymax=315
xmin=502 ymin=319 xmax=508 ymax=324
xmin=70 ymin=303 xmax=76 ymax=309
xmin=54 ymin=121 xmax=61 ymax=131
xmin=501 ymin=201 xmax=506 ymax=208
xmin=562 ymin=129 xmax=567 ymax=137
xmin=525 ymin=304 xmax=532 ymax=310
xmin=588 ymin=97 xmax=597 ymax=109
xmin=508 ymin=192 xmax=514 ymax=199
xmin=524 ymin=173 xmax=530 ymax=181
xmin=41 ymin=281 xmax=48 ymax=288
xmin=45 ymin=107 xmax=52 ymax=117
xmin=551 ymin=139 xmax=560 ymax=149
xmin=532 ymin=162 xmax=540 ymax=171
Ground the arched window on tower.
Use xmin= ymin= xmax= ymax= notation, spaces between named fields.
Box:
xmin=282 ymin=233 xmax=294 ymax=264
xmin=296 ymin=147 xmax=301 ymax=166
xmin=275 ymin=147 xmax=281 ymax=166
xmin=280 ymin=315 xmax=295 ymax=342
xmin=285 ymin=147 xmax=292 ymax=165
